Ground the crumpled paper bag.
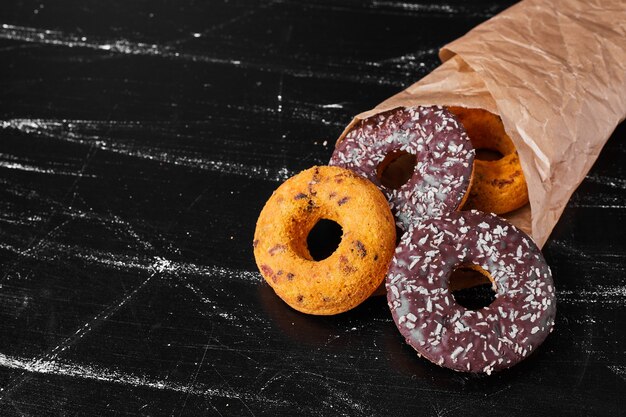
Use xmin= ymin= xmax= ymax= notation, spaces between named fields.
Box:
xmin=338 ymin=0 xmax=626 ymax=248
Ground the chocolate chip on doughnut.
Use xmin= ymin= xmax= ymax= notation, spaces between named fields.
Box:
xmin=330 ymin=106 xmax=475 ymax=231
xmin=387 ymin=210 xmax=556 ymax=374
xmin=448 ymin=106 xmax=529 ymax=214
xmin=254 ymin=166 xmax=396 ymax=315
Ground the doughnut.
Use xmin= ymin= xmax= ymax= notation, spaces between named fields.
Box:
xmin=387 ymin=210 xmax=556 ymax=374
xmin=330 ymin=106 xmax=475 ymax=231
xmin=447 ymin=106 xmax=529 ymax=214
xmin=254 ymin=165 xmax=396 ymax=315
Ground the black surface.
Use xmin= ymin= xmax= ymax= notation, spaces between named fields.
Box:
xmin=0 ymin=1 xmax=625 ymax=416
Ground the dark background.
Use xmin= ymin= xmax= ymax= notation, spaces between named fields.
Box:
xmin=0 ymin=1 xmax=625 ymax=415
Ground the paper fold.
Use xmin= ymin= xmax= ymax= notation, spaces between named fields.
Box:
xmin=338 ymin=0 xmax=626 ymax=247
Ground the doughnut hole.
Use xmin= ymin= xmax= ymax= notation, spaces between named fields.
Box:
xmin=305 ymin=219 xmax=343 ymax=261
xmin=449 ymin=264 xmax=496 ymax=310
xmin=475 ymin=148 xmax=504 ymax=161
xmin=376 ymin=150 xmax=417 ymax=189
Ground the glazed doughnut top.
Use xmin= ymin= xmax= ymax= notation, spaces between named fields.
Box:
xmin=387 ymin=211 xmax=556 ymax=374
xmin=330 ymin=106 xmax=474 ymax=230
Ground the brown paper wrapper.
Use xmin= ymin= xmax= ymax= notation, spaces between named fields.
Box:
xmin=338 ymin=0 xmax=626 ymax=248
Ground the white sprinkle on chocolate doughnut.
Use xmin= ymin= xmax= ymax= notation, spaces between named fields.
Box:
xmin=330 ymin=106 xmax=474 ymax=231
xmin=387 ymin=210 xmax=556 ymax=374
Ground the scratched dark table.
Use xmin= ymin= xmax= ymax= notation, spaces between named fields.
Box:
xmin=0 ymin=0 xmax=625 ymax=416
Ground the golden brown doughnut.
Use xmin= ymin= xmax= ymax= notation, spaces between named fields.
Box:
xmin=448 ymin=106 xmax=529 ymax=214
xmin=253 ymin=166 xmax=396 ymax=315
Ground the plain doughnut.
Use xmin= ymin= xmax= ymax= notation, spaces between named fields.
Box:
xmin=254 ymin=166 xmax=396 ymax=315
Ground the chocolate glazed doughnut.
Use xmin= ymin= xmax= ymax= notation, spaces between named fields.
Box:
xmin=330 ymin=106 xmax=475 ymax=231
xmin=387 ymin=211 xmax=556 ymax=374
